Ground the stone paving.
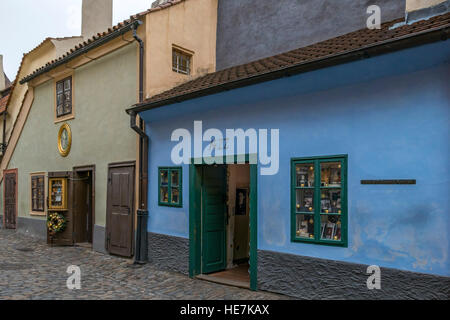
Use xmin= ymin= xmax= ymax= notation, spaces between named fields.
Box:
xmin=0 ymin=229 xmax=288 ymax=300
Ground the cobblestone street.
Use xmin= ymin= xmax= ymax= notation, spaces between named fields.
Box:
xmin=0 ymin=230 xmax=287 ymax=300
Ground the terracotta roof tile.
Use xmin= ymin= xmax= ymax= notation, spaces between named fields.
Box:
xmin=0 ymin=94 xmax=10 ymax=113
xmin=133 ymin=12 xmax=450 ymax=109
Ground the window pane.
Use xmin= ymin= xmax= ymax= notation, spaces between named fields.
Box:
xmin=296 ymin=214 xmax=314 ymax=239
xmin=180 ymin=57 xmax=187 ymax=70
xmin=160 ymin=187 xmax=169 ymax=203
xmin=160 ymin=170 xmax=168 ymax=186
xmin=64 ymin=91 xmax=71 ymax=102
xmin=64 ymin=102 xmax=71 ymax=114
xmin=320 ymin=189 xmax=341 ymax=214
xmin=38 ymin=177 xmax=44 ymax=188
xmin=56 ymin=104 xmax=63 ymax=117
xmin=171 ymin=170 xmax=179 ymax=187
xmin=38 ymin=199 xmax=44 ymax=211
xmin=321 ymin=161 xmax=341 ymax=187
xmin=295 ymin=163 xmax=314 ymax=187
xmin=57 ymin=82 xmax=63 ymax=94
xmin=57 ymin=93 xmax=63 ymax=107
xmin=295 ymin=189 xmax=314 ymax=213
xmin=172 ymin=50 xmax=191 ymax=75
xmin=64 ymin=78 xmax=71 ymax=90
xmin=320 ymin=215 xmax=342 ymax=241
xmin=171 ymin=187 xmax=179 ymax=204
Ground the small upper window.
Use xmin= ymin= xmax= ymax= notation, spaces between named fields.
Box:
xmin=172 ymin=49 xmax=191 ymax=75
xmin=56 ymin=76 xmax=72 ymax=118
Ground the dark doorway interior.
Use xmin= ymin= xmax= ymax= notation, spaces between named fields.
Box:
xmin=73 ymin=166 xmax=94 ymax=245
xmin=197 ymin=164 xmax=250 ymax=288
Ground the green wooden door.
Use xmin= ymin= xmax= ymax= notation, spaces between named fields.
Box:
xmin=201 ymin=165 xmax=227 ymax=274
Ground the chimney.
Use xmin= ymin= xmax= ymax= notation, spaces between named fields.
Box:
xmin=0 ymin=55 xmax=6 ymax=92
xmin=405 ymin=0 xmax=449 ymax=23
xmin=151 ymin=0 xmax=170 ymax=8
xmin=82 ymin=0 xmax=113 ymax=39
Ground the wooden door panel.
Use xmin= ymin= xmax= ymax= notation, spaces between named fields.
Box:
xmin=73 ymin=172 xmax=89 ymax=243
xmin=3 ymin=170 xmax=17 ymax=229
xmin=201 ymin=165 xmax=227 ymax=274
xmin=204 ymin=229 xmax=225 ymax=264
xmin=106 ymin=165 xmax=134 ymax=257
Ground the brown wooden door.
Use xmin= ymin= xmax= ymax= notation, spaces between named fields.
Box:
xmin=106 ymin=163 xmax=135 ymax=257
xmin=3 ymin=169 xmax=18 ymax=229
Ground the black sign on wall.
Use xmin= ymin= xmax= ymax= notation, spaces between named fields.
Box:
xmin=360 ymin=180 xmax=416 ymax=185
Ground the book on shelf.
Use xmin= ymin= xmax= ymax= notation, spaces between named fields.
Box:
xmin=324 ymin=222 xmax=335 ymax=240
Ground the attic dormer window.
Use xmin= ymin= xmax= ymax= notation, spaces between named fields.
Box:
xmin=172 ymin=48 xmax=192 ymax=75
xmin=56 ymin=76 xmax=73 ymax=119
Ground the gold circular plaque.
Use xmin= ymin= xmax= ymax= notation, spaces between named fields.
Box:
xmin=57 ymin=123 xmax=72 ymax=157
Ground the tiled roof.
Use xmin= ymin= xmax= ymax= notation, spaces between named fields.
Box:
xmin=21 ymin=0 xmax=186 ymax=83
xmin=3 ymin=36 xmax=83 ymax=116
xmin=0 ymin=94 xmax=10 ymax=114
xmin=131 ymin=12 xmax=450 ymax=111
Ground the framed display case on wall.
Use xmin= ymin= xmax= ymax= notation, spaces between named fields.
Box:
xmin=291 ymin=155 xmax=348 ymax=247
xmin=48 ymin=178 xmax=68 ymax=210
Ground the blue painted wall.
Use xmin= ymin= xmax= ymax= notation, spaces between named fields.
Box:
xmin=141 ymin=41 xmax=450 ymax=276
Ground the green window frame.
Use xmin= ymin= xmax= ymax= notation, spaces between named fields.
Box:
xmin=291 ymin=155 xmax=348 ymax=247
xmin=158 ymin=167 xmax=182 ymax=207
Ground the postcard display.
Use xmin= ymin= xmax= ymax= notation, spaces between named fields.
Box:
xmin=295 ymin=162 xmax=342 ymax=241
xmin=48 ymin=178 xmax=68 ymax=210
xmin=47 ymin=177 xmax=69 ymax=237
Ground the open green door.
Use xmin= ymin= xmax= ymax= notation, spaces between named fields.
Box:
xmin=201 ymin=165 xmax=227 ymax=274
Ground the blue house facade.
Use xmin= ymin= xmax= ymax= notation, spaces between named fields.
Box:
xmin=129 ymin=13 xmax=450 ymax=299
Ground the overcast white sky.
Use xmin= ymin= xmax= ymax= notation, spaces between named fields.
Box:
xmin=0 ymin=0 xmax=152 ymax=80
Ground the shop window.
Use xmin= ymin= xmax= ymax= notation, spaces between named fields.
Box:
xmin=158 ymin=167 xmax=182 ymax=207
xmin=291 ymin=155 xmax=347 ymax=246
xmin=55 ymin=76 xmax=73 ymax=120
xmin=31 ymin=174 xmax=45 ymax=214
xmin=172 ymin=48 xmax=191 ymax=75
xmin=48 ymin=178 xmax=68 ymax=210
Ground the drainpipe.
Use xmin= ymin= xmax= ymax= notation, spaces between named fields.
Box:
xmin=1 ymin=109 xmax=6 ymax=155
xmin=130 ymin=21 xmax=149 ymax=264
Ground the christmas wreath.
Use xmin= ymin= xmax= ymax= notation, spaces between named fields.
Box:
xmin=47 ymin=212 xmax=66 ymax=235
